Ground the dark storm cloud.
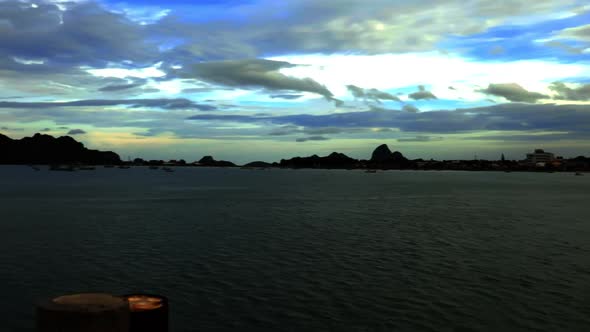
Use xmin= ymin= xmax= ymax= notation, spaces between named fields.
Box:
xmin=549 ymin=82 xmax=590 ymax=101
xmin=187 ymin=103 xmax=590 ymax=137
xmin=480 ymin=83 xmax=547 ymax=103
xmin=346 ymin=85 xmax=401 ymax=103
xmin=67 ymin=129 xmax=86 ymax=135
xmin=180 ymin=59 xmax=338 ymax=103
xmin=295 ymin=136 xmax=330 ymax=142
xmin=0 ymin=1 xmax=158 ymax=72
xmin=409 ymin=85 xmax=437 ymax=100
xmin=0 ymin=99 xmax=216 ymax=111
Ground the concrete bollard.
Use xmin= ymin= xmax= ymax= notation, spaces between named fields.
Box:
xmin=123 ymin=294 xmax=169 ymax=332
xmin=36 ymin=293 xmax=130 ymax=332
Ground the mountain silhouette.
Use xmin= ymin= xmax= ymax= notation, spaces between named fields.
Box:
xmin=0 ymin=133 xmax=121 ymax=165
xmin=279 ymin=152 xmax=358 ymax=169
xmin=198 ymin=155 xmax=236 ymax=167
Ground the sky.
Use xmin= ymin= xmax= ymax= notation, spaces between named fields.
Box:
xmin=1 ymin=0 xmax=590 ymax=163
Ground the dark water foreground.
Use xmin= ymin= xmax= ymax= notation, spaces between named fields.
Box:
xmin=0 ymin=166 xmax=589 ymax=331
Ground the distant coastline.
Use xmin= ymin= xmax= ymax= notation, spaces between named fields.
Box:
xmin=1 ymin=132 xmax=589 ymax=172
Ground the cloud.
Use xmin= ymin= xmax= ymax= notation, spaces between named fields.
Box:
xmin=270 ymin=94 xmax=304 ymax=100
xmin=366 ymin=88 xmax=401 ymax=102
xmin=558 ymin=24 xmax=590 ymax=42
xmin=268 ymin=125 xmax=301 ymax=136
xmin=543 ymin=41 xmax=587 ymax=55
xmin=157 ymin=0 xmax=577 ymax=57
xmin=409 ymin=85 xmax=437 ymax=100
xmin=98 ymin=82 xmax=145 ymax=92
xmin=304 ymin=127 xmax=348 ymax=135
xmin=397 ymin=135 xmax=444 ymax=142
xmin=373 ymin=128 xmax=397 ymax=132
xmin=549 ymin=82 xmax=590 ymax=101
xmin=460 ymin=132 xmax=582 ymax=141
xmin=480 ymin=83 xmax=547 ymax=103
xmin=187 ymin=103 xmax=590 ymax=138
xmin=347 ymin=85 xmax=365 ymax=99
xmin=1 ymin=0 xmax=587 ymax=107
xmin=0 ymin=98 xmax=216 ymax=111
xmin=402 ymin=104 xmax=420 ymax=113
xmin=295 ymin=136 xmax=330 ymax=142
xmin=268 ymin=126 xmax=351 ymax=136
xmin=269 ymin=52 xmax=590 ymax=103
xmin=180 ymin=59 xmax=337 ymax=102
xmin=346 ymin=85 xmax=401 ymax=103
xmin=0 ymin=126 xmax=24 ymax=131
xmin=488 ymin=45 xmax=505 ymax=55
xmin=67 ymin=129 xmax=86 ymax=135
xmin=1 ymin=0 xmax=582 ymax=79
xmin=0 ymin=1 xmax=157 ymax=73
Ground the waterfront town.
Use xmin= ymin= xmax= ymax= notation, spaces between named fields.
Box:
xmin=1 ymin=133 xmax=588 ymax=173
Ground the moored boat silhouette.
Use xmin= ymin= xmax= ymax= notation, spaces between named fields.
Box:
xmin=49 ymin=164 xmax=75 ymax=172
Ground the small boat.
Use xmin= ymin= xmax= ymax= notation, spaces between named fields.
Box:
xmin=49 ymin=165 xmax=75 ymax=172
xmin=365 ymin=169 xmax=377 ymax=173
xmin=78 ymin=166 xmax=96 ymax=170
xmin=162 ymin=167 xmax=174 ymax=172
xmin=118 ymin=165 xmax=131 ymax=169
xmin=575 ymin=172 xmax=583 ymax=176
xmin=149 ymin=166 xmax=159 ymax=170
xmin=29 ymin=165 xmax=41 ymax=171
xmin=104 ymin=165 xmax=115 ymax=168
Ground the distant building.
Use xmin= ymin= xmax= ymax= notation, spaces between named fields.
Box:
xmin=526 ymin=149 xmax=555 ymax=165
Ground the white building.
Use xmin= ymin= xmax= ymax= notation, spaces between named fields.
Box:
xmin=526 ymin=149 xmax=555 ymax=165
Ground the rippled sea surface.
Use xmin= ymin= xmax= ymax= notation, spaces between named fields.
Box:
xmin=1 ymin=166 xmax=589 ymax=331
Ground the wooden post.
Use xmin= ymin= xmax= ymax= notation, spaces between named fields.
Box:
xmin=36 ymin=293 xmax=130 ymax=332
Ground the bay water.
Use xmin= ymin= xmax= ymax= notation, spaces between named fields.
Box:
xmin=0 ymin=166 xmax=589 ymax=331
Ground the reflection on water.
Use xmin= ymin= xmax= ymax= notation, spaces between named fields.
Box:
xmin=0 ymin=166 xmax=589 ymax=331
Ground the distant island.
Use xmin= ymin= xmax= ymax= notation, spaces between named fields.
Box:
xmin=0 ymin=132 xmax=589 ymax=172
